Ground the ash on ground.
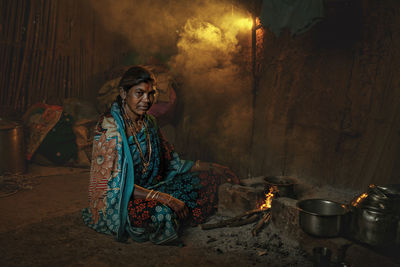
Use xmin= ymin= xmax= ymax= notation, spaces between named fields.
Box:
xmin=183 ymin=213 xmax=312 ymax=267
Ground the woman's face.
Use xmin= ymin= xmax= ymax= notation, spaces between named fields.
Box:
xmin=120 ymin=82 xmax=156 ymax=118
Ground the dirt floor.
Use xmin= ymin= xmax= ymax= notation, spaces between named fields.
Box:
xmin=0 ymin=164 xmax=313 ymax=267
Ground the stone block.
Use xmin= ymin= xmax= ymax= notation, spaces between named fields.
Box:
xmin=217 ymin=183 xmax=264 ymax=216
xmin=271 ymin=197 xmax=301 ymax=239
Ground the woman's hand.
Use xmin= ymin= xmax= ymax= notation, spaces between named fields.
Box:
xmin=191 ymin=161 xmax=240 ymax=185
xmin=210 ymin=163 xmax=241 ymax=185
xmin=135 ymin=186 xmax=189 ymax=219
xmin=158 ymin=192 xmax=189 ymax=219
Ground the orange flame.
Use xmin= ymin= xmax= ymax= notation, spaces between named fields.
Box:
xmin=259 ymin=186 xmax=277 ymax=210
xmin=256 ymin=17 xmax=261 ymax=27
xmin=352 ymin=193 xmax=368 ymax=207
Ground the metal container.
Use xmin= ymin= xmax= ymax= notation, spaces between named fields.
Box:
xmin=313 ymin=247 xmax=332 ymax=267
xmin=264 ymin=176 xmax=296 ymax=198
xmin=297 ymin=199 xmax=348 ymax=237
xmin=349 ymin=206 xmax=398 ymax=247
xmin=358 ymin=185 xmax=400 ymax=213
xmin=0 ymin=117 xmax=26 ymax=174
xmin=348 ymin=184 xmax=400 ymax=247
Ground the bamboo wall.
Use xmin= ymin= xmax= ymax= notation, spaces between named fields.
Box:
xmin=0 ymin=0 xmax=129 ymax=115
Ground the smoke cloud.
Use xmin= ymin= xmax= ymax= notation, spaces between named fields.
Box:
xmin=90 ymin=0 xmax=254 ymax=173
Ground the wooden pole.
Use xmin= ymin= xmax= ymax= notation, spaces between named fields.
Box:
xmin=13 ymin=0 xmax=35 ymax=111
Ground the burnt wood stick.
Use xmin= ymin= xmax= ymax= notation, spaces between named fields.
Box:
xmin=200 ymin=213 xmax=258 ymax=230
xmin=200 ymin=220 xmax=233 ymax=230
xmin=251 ymin=214 xmax=268 ymax=237
xmin=233 ymin=208 xmax=266 ymax=218
xmin=229 ymin=213 xmax=260 ymax=227
xmin=200 ymin=209 xmax=265 ymax=230
xmin=251 ymin=212 xmax=271 ymax=236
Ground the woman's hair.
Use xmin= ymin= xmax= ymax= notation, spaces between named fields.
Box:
xmin=117 ymin=65 xmax=156 ymax=105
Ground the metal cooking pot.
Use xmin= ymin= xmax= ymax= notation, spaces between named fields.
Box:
xmin=348 ymin=184 xmax=400 ymax=247
xmin=348 ymin=206 xmax=398 ymax=247
xmin=358 ymin=185 xmax=400 ymax=213
xmin=297 ymin=199 xmax=349 ymax=237
xmin=0 ymin=117 xmax=26 ymax=174
xmin=264 ymin=176 xmax=296 ymax=198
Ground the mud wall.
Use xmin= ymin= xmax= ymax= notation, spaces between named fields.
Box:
xmin=249 ymin=0 xmax=400 ymax=189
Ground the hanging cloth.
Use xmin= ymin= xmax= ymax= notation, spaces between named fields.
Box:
xmin=259 ymin=0 xmax=324 ymax=37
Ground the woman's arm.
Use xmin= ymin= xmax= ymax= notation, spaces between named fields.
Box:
xmin=133 ymin=185 xmax=188 ymax=219
xmin=190 ymin=160 xmax=214 ymax=173
xmin=190 ymin=160 xmax=240 ymax=184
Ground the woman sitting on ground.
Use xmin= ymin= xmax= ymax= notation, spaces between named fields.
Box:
xmin=82 ymin=66 xmax=239 ymax=244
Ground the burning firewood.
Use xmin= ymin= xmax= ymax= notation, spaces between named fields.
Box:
xmin=200 ymin=186 xmax=277 ymax=230
xmin=200 ymin=209 xmax=264 ymax=230
xmin=229 ymin=213 xmax=259 ymax=227
xmin=251 ymin=211 xmax=271 ymax=236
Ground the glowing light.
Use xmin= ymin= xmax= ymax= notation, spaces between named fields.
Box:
xmin=259 ymin=187 xmax=277 ymax=210
xmin=352 ymin=193 xmax=368 ymax=207
xmin=231 ymin=17 xmax=253 ymax=31
xmin=256 ymin=17 xmax=261 ymax=27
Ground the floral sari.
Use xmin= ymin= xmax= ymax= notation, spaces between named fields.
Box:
xmin=82 ymin=103 xmax=220 ymax=244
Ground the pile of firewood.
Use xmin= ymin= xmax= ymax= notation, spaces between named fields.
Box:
xmin=200 ymin=208 xmax=272 ymax=236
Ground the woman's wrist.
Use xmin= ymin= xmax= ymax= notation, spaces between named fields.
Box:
xmin=145 ymin=189 xmax=154 ymax=200
xmin=192 ymin=160 xmax=203 ymax=172
xmin=157 ymin=192 xmax=173 ymax=205
xmin=145 ymin=190 xmax=162 ymax=201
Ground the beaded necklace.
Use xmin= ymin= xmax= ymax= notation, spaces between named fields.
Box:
xmin=121 ymin=106 xmax=152 ymax=174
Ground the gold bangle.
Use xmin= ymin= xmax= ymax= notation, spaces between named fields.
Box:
xmin=167 ymin=194 xmax=173 ymax=204
xmin=195 ymin=160 xmax=200 ymax=169
xmin=152 ymin=191 xmax=160 ymax=200
xmin=145 ymin=190 xmax=154 ymax=200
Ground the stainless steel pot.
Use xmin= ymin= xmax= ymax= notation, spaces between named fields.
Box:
xmin=297 ymin=199 xmax=348 ymax=237
xmin=0 ymin=118 xmax=26 ymax=174
xmin=348 ymin=184 xmax=400 ymax=247
xmin=348 ymin=206 xmax=398 ymax=247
